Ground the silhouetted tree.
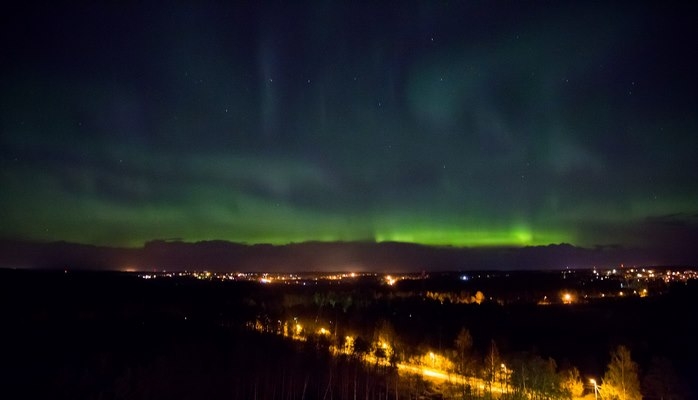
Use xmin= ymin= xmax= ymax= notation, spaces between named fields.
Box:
xmin=453 ymin=327 xmax=477 ymax=397
xmin=484 ymin=339 xmax=501 ymax=396
xmin=527 ymin=356 xmax=560 ymax=400
xmin=560 ymin=367 xmax=584 ymax=399
xmin=353 ymin=336 xmax=371 ymax=361
xmin=602 ymin=345 xmax=642 ymax=400
xmin=642 ymin=357 xmax=688 ymax=400
xmin=373 ymin=319 xmax=398 ymax=367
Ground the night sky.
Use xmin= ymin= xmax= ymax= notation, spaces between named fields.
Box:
xmin=2 ymin=2 xmax=697 ymax=255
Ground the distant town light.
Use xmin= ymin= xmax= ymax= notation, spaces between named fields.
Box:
xmin=562 ymin=292 xmax=573 ymax=304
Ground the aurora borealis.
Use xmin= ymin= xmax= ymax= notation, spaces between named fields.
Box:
xmin=1 ymin=2 xmax=697 ymax=258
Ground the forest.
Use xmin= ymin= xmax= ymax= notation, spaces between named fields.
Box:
xmin=0 ymin=269 xmax=693 ymax=399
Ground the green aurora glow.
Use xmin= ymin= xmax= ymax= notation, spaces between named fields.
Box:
xmin=1 ymin=2 xmax=697 ymax=249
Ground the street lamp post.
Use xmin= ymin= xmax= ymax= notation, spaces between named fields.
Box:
xmin=590 ymin=379 xmax=599 ymax=400
xmin=500 ymin=363 xmax=507 ymax=394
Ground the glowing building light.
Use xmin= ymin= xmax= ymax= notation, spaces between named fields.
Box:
xmin=562 ymin=293 xmax=573 ymax=304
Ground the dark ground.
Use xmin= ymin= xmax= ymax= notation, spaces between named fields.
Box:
xmin=1 ymin=269 xmax=695 ymax=399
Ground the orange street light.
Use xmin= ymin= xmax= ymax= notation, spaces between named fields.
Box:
xmin=590 ymin=379 xmax=598 ymax=400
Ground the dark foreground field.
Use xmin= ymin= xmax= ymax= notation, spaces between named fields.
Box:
xmin=1 ymin=269 xmax=695 ymax=399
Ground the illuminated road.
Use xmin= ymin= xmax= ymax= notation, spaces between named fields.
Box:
xmin=396 ymin=362 xmax=507 ymax=395
xmin=398 ymin=363 xmax=450 ymax=380
xmin=255 ymin=328 xmax=511 ymax=396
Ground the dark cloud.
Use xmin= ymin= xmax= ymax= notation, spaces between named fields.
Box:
xmin=1 ymin=1 xmax=697 ymax=260
xmin=2 ymin=238 xmax=694 ymax=272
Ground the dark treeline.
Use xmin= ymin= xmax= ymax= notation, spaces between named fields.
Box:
xmin=0 ymin=270 xmax=415 ymax=399
xmin=4 ymin=238 xmax=694 ymax=272
xmin=245 ymin=274 xmax=697 ymax=387
xmin=1 ymin=269 xmax=695 ymax=399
